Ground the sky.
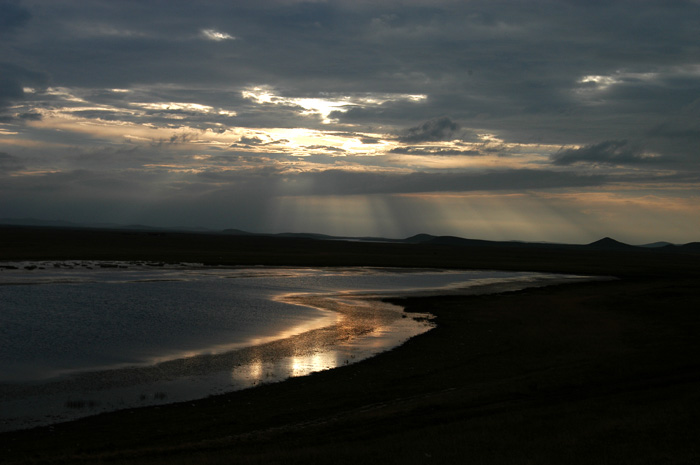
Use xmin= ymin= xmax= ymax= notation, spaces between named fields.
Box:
xmin=1 ymin=0 xmax=700 ymax=244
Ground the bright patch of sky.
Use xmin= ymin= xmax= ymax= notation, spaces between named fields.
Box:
xmin=200 ymin=29 xmax=235 ymax=41
xmin=241 ymin=86 xmax=426 ymax=124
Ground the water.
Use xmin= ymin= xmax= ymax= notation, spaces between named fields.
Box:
xmin=0 ymin=262 xmax=588 ymax=431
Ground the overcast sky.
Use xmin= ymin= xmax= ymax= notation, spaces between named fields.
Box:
xmin=2 ymin=0 xmax=699 ymax=243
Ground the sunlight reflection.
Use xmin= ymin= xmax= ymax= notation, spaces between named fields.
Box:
xmin=290 ymin=352 xmax=339 ymax=377
xmin=244 ymin=359 xmax=263 ymax=381
xmin=229 ymin=292 xmax=432 ymax=390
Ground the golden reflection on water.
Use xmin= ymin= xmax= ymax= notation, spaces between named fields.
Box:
xmin=245 ymin=359 xmax=263 ymax=380
xmin=231 ymin=351 xmax=345 ymax=387
xmin=229 ymin=292 xmax=433 ymax=388
xmin=290 ymin=352 xmax=339 ymax=377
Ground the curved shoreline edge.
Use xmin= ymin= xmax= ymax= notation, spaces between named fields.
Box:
xmin=0 ymin=281 xmax=433 ymax=433
xmin=2 ymin=274 xmax=700 ymax=463
xmin=0 ymin=272 xmax=594 ymax=433
xmin=1 ymin=273 xmax=599 ymax=435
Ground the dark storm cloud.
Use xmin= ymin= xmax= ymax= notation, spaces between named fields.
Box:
xmin=234 ymin=136 xmax=289 ymax=147
xmin=399 ymin=117 xmax=460 ymax=143
xmin=551 ymin=140 xmax=658 ymax=166
xmin=0 ymin=160 xmax=605 ymax=202
xmin=229 ymin=138 xmax=289 ymax=152
xmin=15 ymin=111 xmax=41 ymax=121
xmin=2 ymin=1 xmax=696 ymax=142
xmin=7 ymin=0 xmax=700 ymax=137
xmin=238 ymin=136 xmax=265 ymax=146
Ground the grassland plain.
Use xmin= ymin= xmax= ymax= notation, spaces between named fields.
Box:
xmin=1 ymin=226 xmax=699 ymax=464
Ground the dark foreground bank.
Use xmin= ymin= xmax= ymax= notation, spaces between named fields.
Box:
xmin=1 ymin=227 xmax=700 ymax=464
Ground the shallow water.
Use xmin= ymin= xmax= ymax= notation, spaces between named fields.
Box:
xmin=0 ymin=263 xmax=588 ymax=431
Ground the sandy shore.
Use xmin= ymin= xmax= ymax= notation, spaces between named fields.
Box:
xmin=1 ymin=226 xmax=699 ymax=464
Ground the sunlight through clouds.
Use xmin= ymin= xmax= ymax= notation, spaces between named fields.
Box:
xmin=242 ymin=86 xmax=426 ymax=124
xmin=2 ymin=1 xmax=700 ymax=242
xmin=268 ymin=195 xmax=403 ymax=237
xmin=200 ymin=29 xmax=235 ymax=41
xmin=130 ymin=102 xmax=237 ymax=117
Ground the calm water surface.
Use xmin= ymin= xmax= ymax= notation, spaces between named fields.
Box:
xmin=0 ymin=262 xmax=586 ymax=431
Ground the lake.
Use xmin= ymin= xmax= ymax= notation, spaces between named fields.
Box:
xmin=0 ymin=262 xmax=587 ymax=431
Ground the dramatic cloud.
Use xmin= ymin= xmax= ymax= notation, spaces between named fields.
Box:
xmin=551 ymin=140 xmax=659 ymax=166
xmin=399 ymin=117 xmax=460 ymax=143
xmin=0 ymin=63 xmax=47 ymax=117
xmin=388 ymin=147 xmax=482 ymax=157
xmin=1 ymin=0 xmax=699 ymax=243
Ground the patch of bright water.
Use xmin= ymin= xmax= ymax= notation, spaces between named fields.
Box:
xmin=0 ymin=263 xmax=591 ymax=431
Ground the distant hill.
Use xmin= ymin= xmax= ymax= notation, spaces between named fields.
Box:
xmin=402 ymin=233 xmax=437 ymax=244
xmin=2 ymin=218 xmax=698 ymax=253
xmin=276 ymin=232 xmax=338 ymax=240
xmin=675 ymin=242 xmax=700 ymax=253
xmin=222 ymin=228 xmax=259 ymax=236
xmin=424 ymin=235 xmax=502 ymax=247
xmin=586 ymin=237 xmax=636 ymax=250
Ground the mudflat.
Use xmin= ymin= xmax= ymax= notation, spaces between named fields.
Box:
xmin=1 ymin=226 xmax=699 ymax=464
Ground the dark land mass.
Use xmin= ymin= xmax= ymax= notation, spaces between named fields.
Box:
xmin=1 ymin=225 xmax=700 ymax=464
xmin=1 ymin=225 xmax=698 ymax=276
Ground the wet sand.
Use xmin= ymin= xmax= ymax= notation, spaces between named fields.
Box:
xmin=1 ymin=226 xmax=699 ymax=464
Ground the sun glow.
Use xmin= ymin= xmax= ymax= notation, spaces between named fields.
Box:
xmin=200 ymin=29 xmax=235 ymax=41
xmin=242 ymin=86 xmax=427 ymax=124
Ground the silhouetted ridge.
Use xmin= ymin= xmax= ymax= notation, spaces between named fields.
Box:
xmin=676 ymin=242 xmax=700 ymax=253
xmin=639 ymin=241 xmax=674 ymax=248
xmin=402 ymin=234 xmax=437 ymax=243
xmin=427 ymin=236 xmax=497 ymax=246
xmin=2 ymin=218 xmax=697 ymax=251
xmin=277 ymin=232 xmax=346 ymax=240
xmin=222 ymin=228 xmax=255 ymax=236
xmin=587 ymin=237 xmax=635 ymax=249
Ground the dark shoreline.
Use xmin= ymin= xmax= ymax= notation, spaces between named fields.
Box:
xmin=1 ymin=226 xmax=699 ymax=464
